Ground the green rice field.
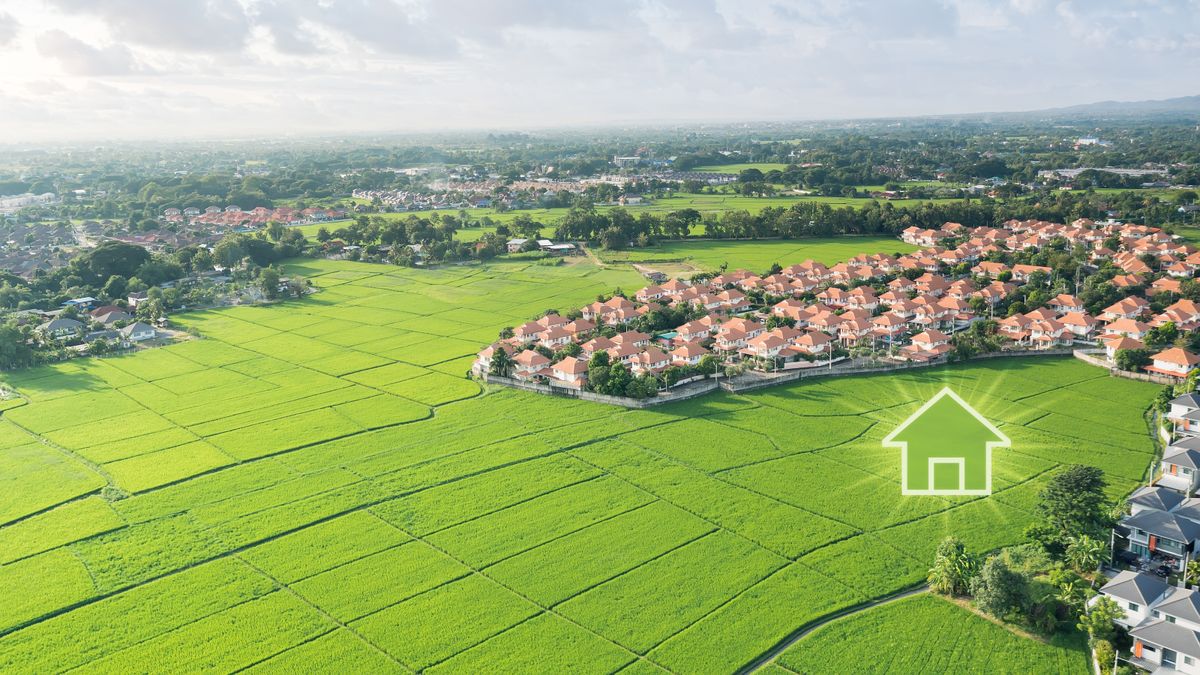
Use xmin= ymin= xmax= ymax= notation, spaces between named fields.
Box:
xmin=594 ymin=236 xmax=916 ymax=271
xmin=777 ymin=594 xmax=1089 ymax=673
xmin=0 ymin=245 xmax=1158 ymax=673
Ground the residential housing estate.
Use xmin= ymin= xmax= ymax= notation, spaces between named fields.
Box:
xmin=476 ymin=217 xmax=1200 ymax=393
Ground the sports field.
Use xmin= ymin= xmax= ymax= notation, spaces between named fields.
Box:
xmin=0 ymin=251 xmax=1157 ymax=672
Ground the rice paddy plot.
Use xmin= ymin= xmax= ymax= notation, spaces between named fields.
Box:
xmin=0 ymin=252 xmax=1159 ymax=671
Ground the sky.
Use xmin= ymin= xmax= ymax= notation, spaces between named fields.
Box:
xmin=0 ymin=0 xmax=1196 ymax=142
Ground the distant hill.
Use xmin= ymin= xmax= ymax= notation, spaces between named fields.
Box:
xmin=1031 ymin=95 xmax=1200 ymax=116
xmin=964 ymin=93 xmax=1200 ymax=121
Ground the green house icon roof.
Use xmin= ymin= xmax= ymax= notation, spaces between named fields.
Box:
xmin=882 ymin=387 xmax=1010 ymax=496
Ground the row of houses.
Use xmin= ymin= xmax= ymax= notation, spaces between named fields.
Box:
xmin=164 ymin=205 xmax=346 ymax=228
xmin=1093 ymin=392 xmax=1200 ymax=672
xmin=476 ymin=215 xmax=1200 ymax=395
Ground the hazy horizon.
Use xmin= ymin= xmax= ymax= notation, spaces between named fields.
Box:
xmin=2 ymin=0 xmax=1197 ymax=142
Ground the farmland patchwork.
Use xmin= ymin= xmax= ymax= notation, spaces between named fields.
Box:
xmin=0 ymin=256 xmax=1159 ymax=673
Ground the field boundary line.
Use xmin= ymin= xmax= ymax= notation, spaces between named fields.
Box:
xmin=738 ymin=585 xmax=929 ymax=674
xmin=474 ymin=499 xmax=661 ymax=571
xmin=710 ymin=417 xmax=880 ymax=475
xmin=643 ymin=559 xmax=854 ymax=669
xmin=366 ymin=514 xmax=652 ymax=672
xmin=409 ymin=473 xmax=608 ymax=539
xmin=613 ymin=433 xmax=863 ymax=551
xmin=232 ymin=554 xmax=411 ymax=673
xmin=3 ymin=412 xmax=118 ymax=491
xmin=564 ymin=443 xmax=802 ymax=560
xmin=543 ymin=529 xmax=720 ymax=612
xmin=0 ymin=446 xmax=613 ymax=639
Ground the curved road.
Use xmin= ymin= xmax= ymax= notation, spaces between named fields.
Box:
xmin=740 ymin=585 xmax=929 ymax=673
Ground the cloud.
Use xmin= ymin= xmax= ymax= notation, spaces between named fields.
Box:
xmin=46 ymin=0 xmax=252 ymax=53
xmin=35 ymin=30 xmax=143 ymax=76
xmin=1 ymin=0 xmax=1198 ymax=142
xmin=0 ymin=12 xmax=18 ymax=46
xmin=271 ymin=0 xmax=459 ymax=58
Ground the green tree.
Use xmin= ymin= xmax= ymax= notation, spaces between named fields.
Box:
xmin=80 ymin=241 xmax=151 ymax=281
xmin=260 ymin=267 xmax=281 ymax=300
xmin=136 ymin=297 xmax=165 ymax=323
xmin=1093 ymin=640 xmax=1115 ymax=675
xmin=87 ymin=338 xmax=112 ymax=356
xmin=191 ymin=249 xmax=214 ymax=273
xmin=1114 ymin=348 xmax=1152 ymax=372
xmin=970 ymin=556 xmax=1028 ymax=618
xmin=1065 ymin=534 xmax=1107 ymax=573
xmin=0 ymin=322 xmax=34 ymax=370
xmin=488 ymin=347 xmax=513 ymax=377
xmin=1186 ymin=559 xmax=1200 ymax=587
xmin=1054 ymin=579 xmax=1087 ymax=617
xmin=1039 ymin=464 xmax=1109 ymax=539
xmin=928 ymin=536 xmax=979 ymax=596
xmin=266 ymin=220 xmax=285 ymax=242
xmin=605 ymin=362 xmax=633 ymax=396
xmin=1077 ymin=596 xmax=1121 ymax=643
xmin=213 ymin=239 xmax=245 ymax=268
xmin=587 ymin=352 xmax=612 ymax=393
xmin=101 ymin=275 xmax=127 ymax=301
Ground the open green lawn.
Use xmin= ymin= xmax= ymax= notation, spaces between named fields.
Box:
xmin=0 ymin=243 xmax=1155 ymax=673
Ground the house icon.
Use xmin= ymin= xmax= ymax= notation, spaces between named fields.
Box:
xmin=882 ymin=387 xmax=1010 ymax=496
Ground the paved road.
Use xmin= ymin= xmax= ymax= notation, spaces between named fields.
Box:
xmin=739 ymin=585 xmax=929 ymax=674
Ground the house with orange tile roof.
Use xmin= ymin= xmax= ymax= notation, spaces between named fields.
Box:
xmin=630 ymin=347 xmax=671 ymax=375
xmin=1049 ymin=294 xmax=1084 ymax=314
xmin=1147 ymin=348 xmax=1200 ymax=379
xmin=512 ymin=350 xmax=551 ymax=380
xmin=1102 ymin=296 xmax=1150 ymax=322
xmin=1060 ymin=312 xmax=1098 ymax=340
xmin=550 ymin=356 xmax=589 ymax=388
xmin=1104 ymin=335 xmax=1146 ymax=360
xmin=670 ymin=342 xmax=709 ymax=366
xmin=1104 ymin=317 xmax=1152 ymax=340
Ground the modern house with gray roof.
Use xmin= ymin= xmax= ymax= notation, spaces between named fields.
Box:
xmin=1096 ymin=570 xmax=1200 ymax=672
xmin=1114 ymin=486 xmax=1200 ymax=573
xmin=1130 ymin=485 xmax=1189 ymax=515
xmin=1169 ymin=392 xmax=1200 ymax=438
xmin=1098 ymin=570 xmax=1170 ymax=628
xmin=36 ymin=317 xmax=84 ymax=340
xmin=1162 ymin=437 xmax=1200 ymax=495
xmin=119 ymin=322 xmax=157 ymax=342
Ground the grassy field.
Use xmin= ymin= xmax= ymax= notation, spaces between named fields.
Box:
xmin=777 ymin=594 xmax=1089 ymax=673
xmin=0 ymin=242 xmax=1156 ymax=672
xmin=293 ymin=192 xmax=965 ymax=241
xmin=692 ymin=163 xmax=794 ymax=173
xmin=595 ymin=236 xmax=917 ymax=272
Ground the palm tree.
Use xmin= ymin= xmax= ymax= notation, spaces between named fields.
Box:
xmin=488 ymin=347 xmax=513 ymax=377
xmin=1065 ymin=534 xmax=1107 ymax=574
